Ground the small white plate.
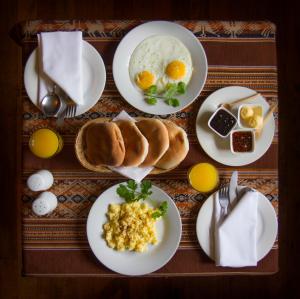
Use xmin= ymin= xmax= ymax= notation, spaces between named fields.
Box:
xmin=87 ymin=183 xmax=182 ymax=276
xmin=196 ymin=187 xmax=278 ymax=262
xmin=196 ymin=86 xmax=275 ymax=166
xmin=24 ymin=41 xmax=106 ymax=117
xmin=113 ymin=21 xmax=207 ymax=115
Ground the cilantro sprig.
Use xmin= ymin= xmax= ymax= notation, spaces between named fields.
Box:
xmin=116 ymin=180 xmax=168 ymax=219
xmin=144 ymin=82 xmax=186 ymax=107
xmin=152 ymin=201 xmax=168 ymax=219
xmin=116 ymin=180 xmax=153 ymax=203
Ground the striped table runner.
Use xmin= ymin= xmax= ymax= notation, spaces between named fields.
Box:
xmin=12 ymin=20 xmax=278 ymax=276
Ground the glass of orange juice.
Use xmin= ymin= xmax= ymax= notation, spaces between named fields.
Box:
xmin=188 ymin=163 xmax=219 ymax=193
xmin=29 ymin=128 xmax=63 ymax=159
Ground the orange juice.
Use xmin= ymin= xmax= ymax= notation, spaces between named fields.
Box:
xmin=188 ymin=163 xmax=219 ymax=193
xmin=29 ymin=128 xmax=63 ymax=158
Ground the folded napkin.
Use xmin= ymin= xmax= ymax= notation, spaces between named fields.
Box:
xmin=214 ymin=189 xmax=258 ymax=267
xmin=38 ymin=31 xmax=83 ymax=105
xmin=109 ymin=111 xmax=154 ymax=182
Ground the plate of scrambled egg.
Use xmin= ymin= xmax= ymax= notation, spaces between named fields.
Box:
xmin=86 ymin=183 xmax=182 ymax=275
xmin=113 ymin=21 xmax=207 ymax=115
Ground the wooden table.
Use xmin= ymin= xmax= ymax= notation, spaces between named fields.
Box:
xmin=11 ymin=19 xmax=278 ymax=277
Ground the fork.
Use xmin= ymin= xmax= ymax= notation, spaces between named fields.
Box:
xmin=218 ymin=184 xmax=230 ymax=217
xmin=56 ymin=97 xmax=77 ymax=127
xmin=64 ymin=97 xmax=77 ymax=118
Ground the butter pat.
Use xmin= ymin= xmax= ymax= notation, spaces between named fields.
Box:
xmin=238 ymin=104 xmax=263 ymax=129
xmin=248 ymin=115 xmax=263 ymax=129
xmin=240 ymin=106 xmax=254 ymax=119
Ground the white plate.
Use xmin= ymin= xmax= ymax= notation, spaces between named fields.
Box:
xmin=113 ymin=21 xmax=207 ymax=115
xmin=87 ymin=183 xmax=182 ymax=276
xmin=196 ymin=187 xmax=278 ymax=262
xmin=24 ymin=41 xmax=106 ymax=117
xmin=196 ymin=86 xmax=275 ymax=166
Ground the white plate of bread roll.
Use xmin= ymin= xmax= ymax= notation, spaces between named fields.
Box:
xmin=75 ymin=117 xmax=189 ymax=175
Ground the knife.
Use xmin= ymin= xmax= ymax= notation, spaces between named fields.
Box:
xmin=229 ymin=171 xmax=238 ymax=208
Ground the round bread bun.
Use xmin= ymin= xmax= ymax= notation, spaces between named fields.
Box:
xmin=115 ymin=120 xmax=149 ymax=167
xmin=155 ymin=121 xmax=189 ymax=170
xmin=136 ymin=119 xmax=169 ymax=167
xmin=84 ymin=122 xmax=125 ymax=167
xmin=75 ymin=118 xmax=180 ymax=174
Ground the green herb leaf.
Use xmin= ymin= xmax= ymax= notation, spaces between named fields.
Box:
xmin=164 ymin=83 xmax=177 ymax=98
xmin=177 ymin=81 xmax=186 ymax=94
xmin=151 ymin=211 xmax=161 ymax=219
xmin=164 ymin=98 xmax=172 ymax=106
xmin=116 ymin=180 xmax=153 ymax=203
xmin=127 ymin=180 xmax=137 ymax=191
xmin=146 ymin=85 xmax=158 ymax=95
xmin=116 ymin=184 xmax=135 ymax=203
xmin=146 ymin=97 xmax=157 ymax=105
xmin=165 ymin=98 xmax=180 ymax=107
xmin=152 ymin=201 xmax=168 ymax=219
xmin=170 ymin=98 xmax=180 ymax=107
xmin=140 ymin=180 xmax=152 ymax=196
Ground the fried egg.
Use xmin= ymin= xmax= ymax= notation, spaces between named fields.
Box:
xmin=129 ymin=35 xmax=193 ymax=92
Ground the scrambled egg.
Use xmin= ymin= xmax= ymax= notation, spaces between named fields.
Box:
xmin=103 ymin=202 xmax=158 ymax=252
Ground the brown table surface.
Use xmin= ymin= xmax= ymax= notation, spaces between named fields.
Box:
xmin=12 ymin=19 xmax=278 ymax=277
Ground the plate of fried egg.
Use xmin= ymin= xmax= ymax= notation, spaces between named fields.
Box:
xmin=86 ymin=181 xmax=182 ymax=276
xmin=113 ymin=21 xmax=207 ymax=115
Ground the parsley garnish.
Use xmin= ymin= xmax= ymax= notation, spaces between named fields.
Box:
xmin=116 ymin=180 xmax=153 ymax=203
xmin=152 ymin=201 xmax=168 ymax=219
xmin=144 ymin=81 xmax=186 ymax=107
xmin=116 ymin=180 xmax=168 ymax=219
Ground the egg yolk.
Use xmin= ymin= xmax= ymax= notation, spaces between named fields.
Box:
xmin=136 ymin=71 xmax=155 ymax=90
xmin=166 ymin=60 xmax=186 ymax=80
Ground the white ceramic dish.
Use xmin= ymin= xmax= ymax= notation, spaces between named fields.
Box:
xmin=208 ymin=106 xmax=238 ymax=138
xmin=237 ymin=103 xmax=263 ymax=128
xmin=196 ymin=186 xmax=278 ymax=262
xmin=230 ymin=129 xmax=255 ymax=154
xmin=113 ymin=21 xmax=208 ymax=115
xmin=24 ymin=41 xmax=106 ymax=117
xmin=195 ymin=86 xmax=275 ymax=166
xmin=86 ymin=183 xmax=182 ymax=276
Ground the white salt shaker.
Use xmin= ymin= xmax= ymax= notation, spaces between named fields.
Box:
xmin=27 ymin=170 xmax=54 ymax=191
xmin=32 ymin=191 xmax=58 ymax=216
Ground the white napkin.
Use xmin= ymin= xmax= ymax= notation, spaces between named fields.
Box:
xmin=109 ymin=111 xmax=154 ymax=182
xmin=38 ymin=31 xmax=83 ymax=105
xmin=214 ymin=189 xmax=258 ymax=267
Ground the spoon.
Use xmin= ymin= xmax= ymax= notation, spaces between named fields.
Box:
xmin=220 ymin=93 xmax=260 ymax=110
xmin=40 ymin=84 xmax=62 ymax=117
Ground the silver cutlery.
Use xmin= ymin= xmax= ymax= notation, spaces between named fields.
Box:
xmin=229 ymin=171 xmax=238 ymax=208
xmin=41 ymin=84 xmax=62 ymax=117
xmin=218 ymin=185 xmax=230 ymax=217
xmin=64 ymin=97 xmax=77 ymax=118
xmin=56 ymin=95 xmax=77 ymax=126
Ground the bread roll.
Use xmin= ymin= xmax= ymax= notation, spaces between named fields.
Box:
xmin=136 ymin=119 xmax=169 ymax=167
xmin=115 ymin=120 xmax=149 ymax=167
xmin=155 ymin=121 xmax=189 ymax=170
xmin=84 ymin=122 xmax=125 ymax=167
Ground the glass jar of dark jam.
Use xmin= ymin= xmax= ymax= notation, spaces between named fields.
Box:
xmin=208 ymin=108 xmax=237 ymax=137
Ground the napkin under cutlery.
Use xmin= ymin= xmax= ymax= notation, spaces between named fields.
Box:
xmin=214 ymin=188 xmax=258 ymax=267
xmin=109 ymin=111 xmax=154 ymax=182
xmin=38 ymin=31 xmax=83 ymax=106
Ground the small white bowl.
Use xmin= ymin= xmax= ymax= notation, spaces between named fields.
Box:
xmin=208 ymin=107 xmax=238 ymax=138
xmin=230 ymin=129 xmax=255 ymax=154
xmin=238 ymin=104 xmax=263 ymax=129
